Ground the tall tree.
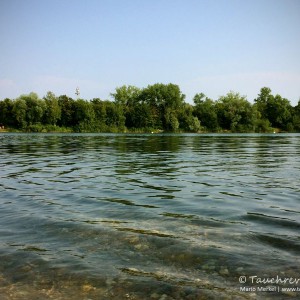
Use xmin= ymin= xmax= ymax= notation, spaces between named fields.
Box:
xmin=91 ymin=98 xmax=107 ymax=126
xmin=104 ymin=101 xmax=125 ymax=130
xmin=254 ymin=87 xmax=272 ymax=120
xmin=17 ymin=92 xmax=46 ymax=125
xmin=178 ymin=103 xmax=201 ymax=132
xmin=139 ymin=83 xmax=185 ymax=131
xmin=111 ymin=85 xmax=145 ymax=129
xmin=254 ymin=87 xmax=293 ymax=130
xmin=125 ymin=102 xmax=153 ymax=129
xmin=111 ymin=85 xmax=141 ymax=107
xmin=74 ymin=99 xmax=95 ymax=123
xmin=216 ymin=91 xmax=255 ymax=132
xmin=57 ymin=95 xmax=76 ymax=127
xmin=0 ymin=98 xmax=14 ymax=127
xmin=44 ymin=91 xmax=61 ymax=125
xmin=12 ymin=98 xmax=27 ymax=128
xmin=265 ymin=94 xmax=292 ymax=130
xmin=193 ymin=94 xmax=219 ymax=131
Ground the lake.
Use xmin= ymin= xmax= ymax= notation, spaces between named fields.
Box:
xmin=0 ymin=133 xmax=299 ymax=299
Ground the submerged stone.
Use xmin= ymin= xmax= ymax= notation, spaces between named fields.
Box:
xmin=219 ymin=267 xmax=229 ymax=276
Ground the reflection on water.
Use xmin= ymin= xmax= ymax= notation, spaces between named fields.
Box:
xmin=0 ymin=133 xmax=300 ymax=299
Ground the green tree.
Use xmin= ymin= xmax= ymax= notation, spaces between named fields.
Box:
xmin=16 ymin=93 xmax=46 ymax=125
xmin=193 ymin=92 xmax=206 ymax=106
xmin=292 ymin=100 xmax=300 ymax=131
xmin=164 ymin=107 xmax=179 ymax=131
xmin=111 ymin=85 xmax=141 ymax=107
xmin=126 ymin=102 xmax=153 ymax=129
xmin=104 ymin=101 xmax=125 ymax=130
xmin=139 ymin=83 xmax=185 ymax=131
xmin=12 ymin=98 xmax=27 ymax=128
xmin=265 ymin=94 xmax=292 ymax=130
xmin=91 ymin=98 xmax=107 ymax=128
xmin=216 ymin=91 xmax=255 ymax=132
xmin=0 ymin=98 xmax=15 ymax=127
xmin=178 ymin=103 xmax=201 ymax=132
xmin=254 ymin=87 xmax=272 ymax=120
xmin=58 ymin=95 xmax=76 ymax=127
xmin=143 ymin=83 xmax=185 ymax=110
xmin=73 ymin=99 xmax=96 ymax=131
xmin=193 ymin=94 xmax=219 ymax=131
xmin=43 ymin=91 xmax=61 ymax=125
xmin=255 ymin=87 xmax=293 ymax=130
xmin=111 ymin=85 xmax=151 ymax=129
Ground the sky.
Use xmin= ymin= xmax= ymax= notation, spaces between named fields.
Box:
xmin=0 ymin=0 xmax=300 ymax=105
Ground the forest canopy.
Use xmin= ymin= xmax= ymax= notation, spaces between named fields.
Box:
xmin=1 ymin=84 xmax=300 ymax=133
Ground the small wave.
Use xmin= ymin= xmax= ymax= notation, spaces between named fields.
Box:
xmin=160 ymin=212 xmax=196 ymax=219
xmin=22 ymin=246 xmax=48 ymax=252
xmin=115 ymin=227 xmax=176 ymax=238
xmin=83 ymin=219 xmax=130 ymax=225
xmin=119 ymin=267 xmax=252 ymax=299
xmin=102 ymin=197 xmax=159 ymax=208
xmin=254 ymin=233 xmax=300 ymax=253
xmin=119 ymin=267 xmax=206 ymax=287
xmin=245 ymin=212 xmax=300 ymax=229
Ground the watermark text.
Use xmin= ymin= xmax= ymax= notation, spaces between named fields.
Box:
xmin=238 ymin=275 xmax=300 ymax=294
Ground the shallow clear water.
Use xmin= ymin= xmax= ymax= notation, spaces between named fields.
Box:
xmin=0 ymin=133 xmax=299 ymax=299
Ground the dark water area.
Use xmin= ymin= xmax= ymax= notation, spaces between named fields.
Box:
xmin=0 ymin=133 xmax=299 ymax=299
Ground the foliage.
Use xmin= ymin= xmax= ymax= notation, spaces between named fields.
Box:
xmin=43 ymin=91 xmax=61 ymax=125
xmin=111 ymin=85 xmax=141 ymax=107
xmin=0 ymin=85 xmax=299 ymax=133
xmin=254 ymin=87 xmax=293 ymax=131
xmin=57 ymin=95 xmax=76 ymax=127
xmin=138 ymin=83 xmax=186 ymax=131
xmin=12 ymin=98 xmax=27 ymax=128
xmin=216 ymin=92 xmax=256 ymax=132
xmin=17 ymin=92 xmax=46 ymax=126
xmin=291 ymin=100 xmax=300 ymax=131
xmin=193 ymin=94 xmax=218 ymax=131
xmin=0 ymin=98 xmax=15 ymax=127
xmin=178 ymin=103 xmax=201 ymax=132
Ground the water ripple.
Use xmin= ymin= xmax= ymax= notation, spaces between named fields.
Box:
xmin=1 ymin=133 xmax=300 ymax=299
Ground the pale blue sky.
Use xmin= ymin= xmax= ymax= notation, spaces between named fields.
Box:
xmin=1 ymin=0 xmax=299 ymax=105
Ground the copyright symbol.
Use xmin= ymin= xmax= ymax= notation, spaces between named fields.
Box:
xmin=239 ymin=276 xmax=247 ymax=283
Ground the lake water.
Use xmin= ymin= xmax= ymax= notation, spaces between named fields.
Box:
xmin=0 ymin=133 xmax=299 ymax=299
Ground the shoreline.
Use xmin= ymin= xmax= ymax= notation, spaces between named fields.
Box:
xmin=0 ymin=127 xmax=291 ymax=134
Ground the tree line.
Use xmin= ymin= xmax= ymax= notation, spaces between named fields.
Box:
xmin=0 ymin=84 xmax=299 ymax=133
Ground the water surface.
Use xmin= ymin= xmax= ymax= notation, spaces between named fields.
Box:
xmin=0 ymin=133 xmax=299 ymax=299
